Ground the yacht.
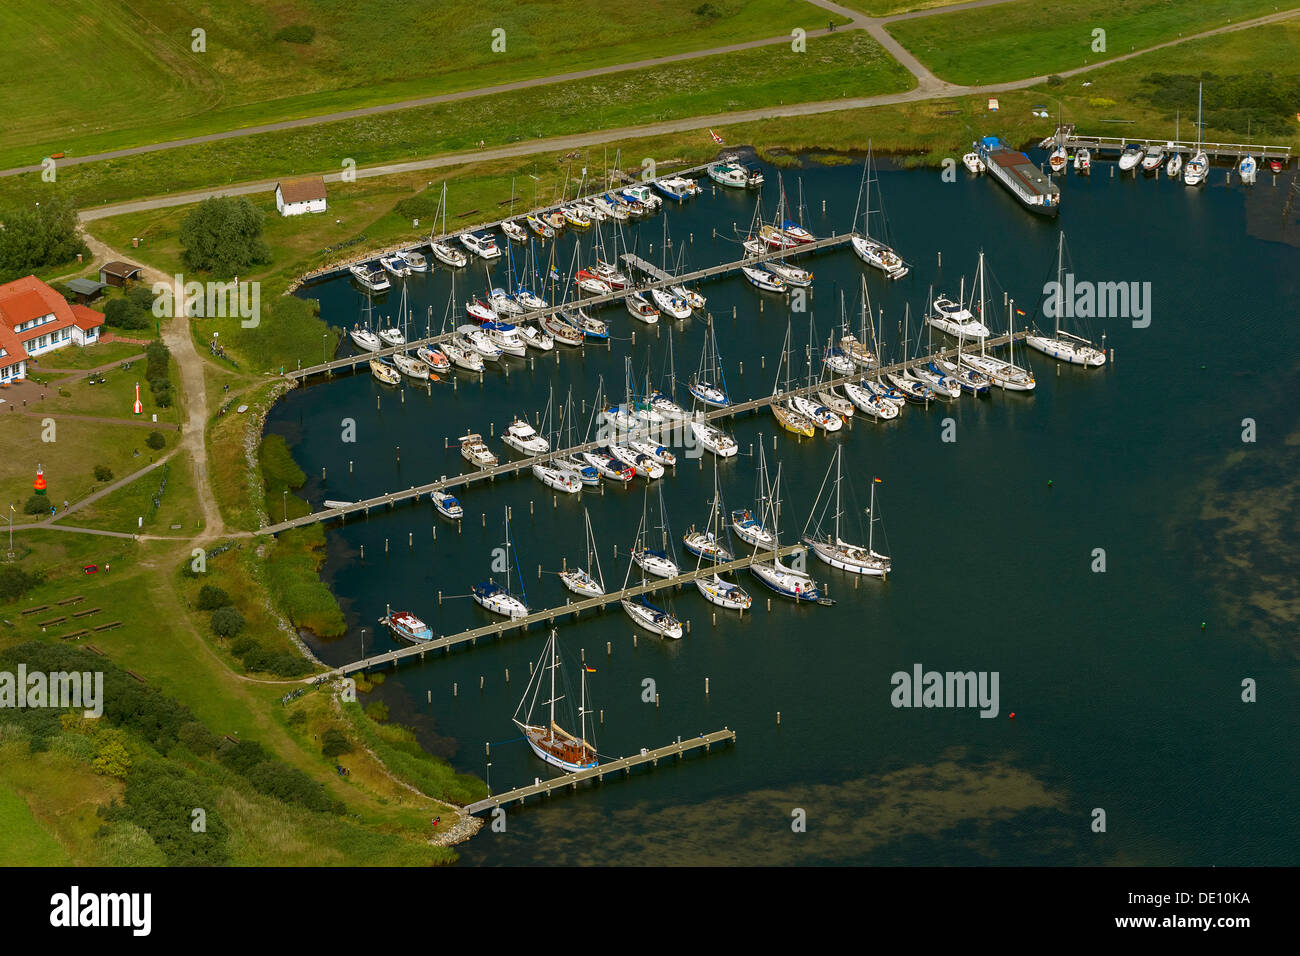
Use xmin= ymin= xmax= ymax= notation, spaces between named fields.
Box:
xmin=459 ymin=230 xmax=502 ymax=259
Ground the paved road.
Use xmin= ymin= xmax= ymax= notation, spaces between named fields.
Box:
xmin=76 ymin=7 xmax=1296 ymax=225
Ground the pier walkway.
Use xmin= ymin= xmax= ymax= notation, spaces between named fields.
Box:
xmin=1050 ymin=125 xmax=1291 ymax=163
xmin=466 ymin=728 xmax=737 ymax=815
xmin=283 ymin=232 xmax=856 ymax=382
xmin=259 ymin=333 xmax=1024 ymax=536
xmin=321 ymin=544 xmax=806 ymax=677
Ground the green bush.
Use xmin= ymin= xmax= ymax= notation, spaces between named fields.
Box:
xmin=177 ymin=721 xmax=220 ymax=756
xmin=103 ymin=298 xmax=148 ymax=330
xmin=217 ymin=740 xmax=343 ymax=814
xmin=103 ymin=760 xmax=230 ymax=866
xmin=321 ymin=728 xmax=352 ymax=757
xmin=0 ymin=196 xmax=86 ymax=283
xmin=23 ymin=495 xmax=50 ymax=515
xmin=273 ymin=24 xmax=316 ymax=43
xmin=145 ymin=430 xmax=166 ymax=451
xmin=93 ymin=465 xmax=113 ymax=482
xmin=210 ymin=606 xmax=245 ymax=638
xmin=364 ymin=701 xmax=389 ymax=723
xmin=196 ymin=584 xmax=230 ymax=611
xmin=0 ymin=564 xmax=42 ymax=601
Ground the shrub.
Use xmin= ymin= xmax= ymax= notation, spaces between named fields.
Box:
xmin=93 ymin=465 xmax=113 ymax=482
xmin=23 ymin=495 xmax=49 ymax=515
xmin=1047 ymin=74 xmax=1064 ymax=87
xmin=273 ymin=24 xmax=316 ymax=43
xmin=210 ymin=606 xmax=245 ymax=638
xmin=196 ymin=584 xmax=230 ymax=611
xmin=145 ymin=430 xmax=166 ymax=451
xmin=125 ymin=283 xmax=156 ymax=312
xmin=103 ymin=298 xmax=148 ymax=330
xmin=177 ymin=721 xmax=220 ymax=756
xmin=321 ymin=728 xmax=352 ymax=757
xmin=92 ymin=728 xmax=132 ymax=779
xmin=0 ymin=564 xmax=42 ymax=601
xmin=287 ymin=708 xmax=307 ymax=726
xmin=365 ymin=701 xmax=389 ymax=723
xmin=152 ymin=388 xmax=173 ymax=409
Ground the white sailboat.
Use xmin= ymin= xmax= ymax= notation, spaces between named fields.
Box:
xmin=692 ymin=462 xmax=751 ymax=611
xmin=1184 ymin=83 xmax=1209 ymax=186
xmin=1026 ymin=232 xmax=1107 ymax=367
xmin=801 ymin=448 xmax=891 ymax=577
xmin=850 ymin=145 xmax=909 ymax=279
xmin=619 ymin=509 xmax=684 ymax=639
xmin=472 ymin=507 xmax=529 ymax=619
xmin=560 ymin=509 xmax=606 ymax=597
xmin=749 ymin=464 xmax=823 ymax=603
xmin=958 ymin=252 xmax=1036 ymax=391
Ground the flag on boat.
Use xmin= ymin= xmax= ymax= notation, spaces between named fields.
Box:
xmin=1016 ymin=308 xmax=1026 ymax=315
xmin=709 ymin=129 xmax=724 ymax=144
xmin=584 ymin=666 xmax=597 ymax=673
xmin=873 ymin=478 xmax=883 ymax=483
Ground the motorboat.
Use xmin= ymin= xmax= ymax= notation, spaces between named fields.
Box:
xmin=518 ymin=324 xmax=554 ymax=351
xmin=349 ymin=326 xmax=382 ymax=352
xmin=539 ymin=311 xmax=584 ymax=347
xmin=460 ymin=432 xmax=498 ymax=469
xmin=349 ymin=262 xmax=391 ymax=292
xmin=1074 ymin=148 xmax=1091 ymax=175
xmin=1141 ymin=144 xmax=1166 ymax=172
xmin=484 ymin=321 xmax=527 ymax=357
xmin=525 ymin=214 xmax=554 ymax=239
xmin=625 ymin=292 xmax=660 ymax=323
xmin=532 ymin=461 xmax=581 ymax=494
xmin=432 ymin=490 xmax=463 ymax=520
xmin=767 ymin=261 xmax=812 ymax=288
xmin=962 ymin=152 xmax=986 ymax=173
xmin=455 ymin=324 xmax=503 ymax=362
xmin=927 ymin=294 xmax=990 ymax=340
xmin=377 ymin=326 xmax=405 ymax=347
xmin=501 ymin=417 xmax=550 ymax=455
xmin=466 ymin=298 xmax=497 ymax=323
xmin=392 ymin=351 xmax=429 ymax=381
xmin=851 ymin=235 xmax=908 ymax=279
xmin=416 ymin=344 xmax=450 ymax=373
xmin=1118 ymin=143 xmax=1145 ymax=172
xmin=400 ymin=250 xmax=429 ymax=272
xmin=620 ymin=184 xmax=662 ymax=212
xmin=579 ymin=450 xmax=634 ymax=482
xmin=575 ymin=269 xmax=613 ymax=296
xmin=708 ymin=161 xmax=763 ymax=188
xmin=501 ymin=220 xmax=527 ymax=243
xmin=742 ymin=266 xmax=787 ymax=293
xmin=653 ymin=176 xmax=699 ymax=201
xmin=430 ymin=239 xmax=468 ymax=268
xmin=459 ymin=230 xmax=502 ymax=259
xmin=380 ymin=253 xmax=412 ymax=278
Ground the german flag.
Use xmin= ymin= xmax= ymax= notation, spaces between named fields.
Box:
xmin=584 ymin=666 xmax=597 ymax=673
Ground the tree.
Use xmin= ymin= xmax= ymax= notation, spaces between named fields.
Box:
xmin=93 ymin=465 xmax=113 ymax=482
xmin=92 ymin=728 xmax=132 ymax=779
xmin=23 ymin=495 xmax=49 ymax=515
xmin=103 ymin=298 xmax=148 ymax=330
xmin=145 ymin=431 xmax=165 ymax=450
xmin=0 ymin=196 xmax=87 ymax=282
xmin=210 ymin=606 xmax=245 ymax=638
xmin=179 ymin=196 xmax=271 ymax=277
xmin=0 ymin=565 xmax=42 ymax=601
xmin=321 ymin=728 xmax=352 ymax=758
xmin=196 ymin=585 xmax=230 ymax=610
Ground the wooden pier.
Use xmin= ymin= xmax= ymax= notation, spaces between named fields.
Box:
xmin=320 ymin=543 xmax=806 ymax=677
xmin=283 ymin=232 xmax=855 ymax=382
xmin=466 ymin=728 xmax=736 ymax=815
xmin=259 ymin=332 xmax=1025 ymax=536
xmin=1049 ymin=124 xmax=1291 ymax=164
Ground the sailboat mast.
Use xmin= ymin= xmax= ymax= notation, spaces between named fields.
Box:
xmin=549 ymin=633 xmax=556 ymax=731
xmin=868 ymin=479 xmax=876 ymax=552
xmin=834 ymin=447 xmax=842 ymax=545
xmin=1054 ymin=232 xmax=1065 ymax=338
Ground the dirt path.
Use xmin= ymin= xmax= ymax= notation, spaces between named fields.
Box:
xmin=78 ymin=231 xmax=226 ymax=541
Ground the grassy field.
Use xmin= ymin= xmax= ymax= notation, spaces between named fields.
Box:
xmin=29 ymin=340 xmax=147 ymax=371
xmin=886 ymin=0 xmax=1294 ymax=85
xmin=0 ymin=778 xmax=71 ymax=865
xmin=56 ymin=450 xmax=204 ymax=536
xmin=0 ymin=0 xmax=846 ymax=169
xmin=6 ymin=30 xmax=911 ymax=211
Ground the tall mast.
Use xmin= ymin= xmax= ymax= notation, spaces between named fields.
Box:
xmin=868 ymin=479 xmax=876 ymax=552
xmin=549 ymin=632 xmax=556 ymax=731
xmin=1054 ymin=232 xmax=1065 ymax=338
xmin=580 ymin=663 xmax=587 ymax=750
xmin=977 ymin=252 xmax=987 ymax=356
xmin=834 ymin=447 xmax=842 ymax=546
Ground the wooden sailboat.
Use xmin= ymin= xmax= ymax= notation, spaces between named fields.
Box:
xmin=513 ymin=630 xmax=598 ymax=772
xmin=770 ymin=322 xmax=816 ymax=437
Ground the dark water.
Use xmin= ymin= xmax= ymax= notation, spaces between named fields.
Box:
xmin=268 ymin=156 xmax=1300 ymax=865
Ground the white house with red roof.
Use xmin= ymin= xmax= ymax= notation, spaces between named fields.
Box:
xmin=0 ymin=275 xmax=105 ymax=383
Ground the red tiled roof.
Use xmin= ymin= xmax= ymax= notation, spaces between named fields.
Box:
xmin=71 ymin=304 xmax=104 ymax=331
xmin=0 ymin=275 xmax=92 ymax=358
xmin=277 ymin=177 xmax=327 ymax=204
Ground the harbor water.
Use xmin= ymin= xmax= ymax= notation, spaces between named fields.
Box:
xmin=267 ymin=154 xmax=1300 ymax=865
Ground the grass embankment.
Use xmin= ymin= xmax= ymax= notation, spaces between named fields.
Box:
xmin=6 ymin=30 xmax=910 ymax=211
xmin=0 ymin=0 xmax=846 ymax=170
xmin=0 ymin=530 xmax=472 ymax=864
xmin=886 ymin=0 xmax=1294 ymax=85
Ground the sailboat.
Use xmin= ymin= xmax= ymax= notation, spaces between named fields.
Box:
xmin=957 ymin=252 xmax=1036 ymax=391
xmin=749 ymin=464 xmax=823 ymax=603
xmin=1184 ymin=82 xmax=1209 ymax=186
xmin=390 ymin=287 xmax=430 ymax=380
xmin=927 ymin=274 xmax=989 ymax=340
xmin=1026 ymin=232 xmax=1107 ymax=367
xmin=770 ymin=322 xmax=816 ymax=437
xmin=472 ymin=507 xmax=529 ymax=619
xmin=731 ymin=445 xmax=778 ymax=550
xmin=349 ymin=284 xmax=383 ymax=352
xmin=620 ymin=509 xmax=684 ymax=639
xmin=691 ymin=461 xmax=751 ymax=611
xmin=631 ymin=486 xmax=680 ymax=578
xmin=648 ymin=335 xmax=690 ymax=422
xmin=689 ymin=317 xmax=730 ymax=408
xmin=851 ymin=146 xmax=909 ymax=279
xmin=560 ymin=509 xmax=606 ymax=597
xmin=789 ymin=316 xmax=843 ymax=432
xmin=513 ymin=630 xmax=598 ymax=772
xmin=801 ymin=449 xmax=891 ymax=576
xmin=429 ymin=184 xmax=469 ymax=267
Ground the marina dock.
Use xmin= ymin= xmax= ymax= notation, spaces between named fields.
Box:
xmin=322 ymin=544 xmax=807 ymax=677
xmin=260 ymin=332 xmax=1026 ymax=536
xmin=283 ymin=233 xmax=856 ymax=382
xmin=465 ymin=728 xmax=737 ymax=815
xmin=1049 ymin=125 xmax=1291 ymax=164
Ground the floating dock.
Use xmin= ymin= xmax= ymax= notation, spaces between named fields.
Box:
xmin=322 ymin=543 xmax=807 ymax=677
xmin=466 ymin=728 xmax=737 ymax=815
xmin=260 ymin=332 xmax=1025 ymax=536
xmin=284 ymin=233 xmax=855 ymax=382
xmin=1049 ymin=125 xmax=1291 ymax=164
